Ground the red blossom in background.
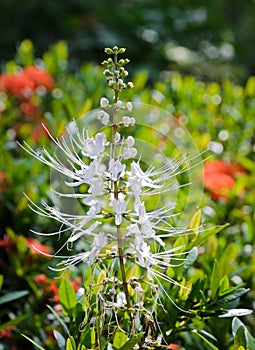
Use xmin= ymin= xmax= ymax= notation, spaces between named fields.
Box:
xmin=23 ymin=66 xmax=55 ymax=90
xmin=0 ymin=171 xmax=8 ymax=193
xmin=204 ymin=160 xmax=246 ymax=201
xmin=0 ymin=72 xmax=35 ymax=98
xmin=0 ymin=66 xmax=55 ymax=130
xmin=0 ymin=325 xmax=16 ymax=339
xmin=34 ymin=274 xmax=83 ymax=305
xmin=0 ymin=66 xmax=55 ymax=99
xmin=26 ymin=238 xmax=52 ymax=257
xmin=168 ymin=344 xmax=180 ymax=350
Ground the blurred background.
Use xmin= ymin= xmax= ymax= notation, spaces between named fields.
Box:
xmin=1 ymin=0 xmax=255 ymax=83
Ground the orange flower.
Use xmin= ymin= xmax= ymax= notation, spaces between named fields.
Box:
xmin=23 ymin=66 xmax=55 ymax=90
xmin=26 ymin=237 xmax=52 ymax=257
xmin=0 ymin=66 xmax=54 ymax=99
xmin=0 ymin=72 xmax=34 ymax=98
xmin=167 ymin=344 xmax=180 ymax=350
xmin=20 ymin=101 xmax=39 ymax=116
xmin=204 ymin=160 xmax=246 ymax=201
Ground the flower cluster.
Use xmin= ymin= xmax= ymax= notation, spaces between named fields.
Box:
xmin=21 ymin=46 xmax=191 ymax=347
xmin=0 ymin=66 xmax=55 ymax=99
xmin=0 ymin=65 xmax=55 ymax=116
xmin=204 ymin=160 xmax=246 ymax=201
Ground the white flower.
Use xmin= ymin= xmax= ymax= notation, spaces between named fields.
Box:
xmin=123 ymin=147 xmax=137 ymax=159
xmin=90 ymin=177 xmax=105 ymax=196
xmin=112 ymin=198 xmax=128 ymax=225
xmin=130 ymin=117 xmax=135 ymax=125
xmin=98 ymin=110 xmax=110 ymax=125
xmin=126 ymin=101 xmax=133 ymax=112
xmin=82 ymin=132 xmax=108 ymax=158
xmin=88 ymin=232 xmax=107 ymax=265
xmin=138 ymin=202 xmax=165 ymax=246
xmin=100 ymin=97 xmax=109 ymax=107
xmin=115 ymin=292 xmax=127 ymax=307
xmin=114 ymin=132 xmax=121 ymax=143
xmin=127 ymin=161 xmax=160 ymax=201
xmin=126 ymin=136 xmax=135 ymax=147
xmin=108 ymin=159 xmax=126 ymax=181
xmin=116 ymin=100 xmax=122 ymax=108
xmin=122 ymin=116 xmax=131 ymax=127
xmin=68 ymin=221 xmax=100 ymax=243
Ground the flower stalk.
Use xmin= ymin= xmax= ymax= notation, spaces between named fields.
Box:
xmin=20 ymin=45 xmax=194 ymax=348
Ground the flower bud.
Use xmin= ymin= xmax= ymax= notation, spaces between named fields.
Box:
xmin=100 ymin=97 xmax=109 ymax=108
xmin=126 ymin=136 xmax=135 ymax=147
xmin=105 ymin=48 xmax=113 ymax=55
xmin=118 ymin=48 xmax=126 ymax=54
xmin=126 ymin=102 xmax=133 ymax=112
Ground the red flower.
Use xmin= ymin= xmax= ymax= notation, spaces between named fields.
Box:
xmin=204 ymin=160 xmax=246 ymax=201
xmin=20 ymin=101 xmax=39 ymax=116
xmin=0 ymin=66 xmax=54 ymax=99
xmin=0 ymin=235 xmax=12 ymax=248
xmin=33 ymin=273 xmax=47 ymax=285
xmin=0 ymin=325 xmax=16 ymax=339
xmin=168 ymin=344 xmax=180 ymax=350
xmin=23 ymin=66 xmax=55 ymax=90
xmin=26 ymin=238 xmax=52 ymax=257
xmin=0 ymin=72 xmax=34 ymax=98
xmin=0 ymin=172 xmax=8 ymax=193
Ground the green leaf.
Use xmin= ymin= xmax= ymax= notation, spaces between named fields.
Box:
xmin=0 ymin=275 xmax=3 ymax=290
xmin=0 ymin=290 xmax=29 ymax=305
xmin=191 ymin=329 xmax=219 ymax=350
xmin=234 ymin=325 xmax=247 ymax=349
xmin=196 ymin=224 xmax=229 ymax=246
xmin=80 ymin=325 xmax=95 ymax=348
xmin=188 ymin=209 xmax=201 ymax=237
xmin=119 ymin=333 xmax=144 ymax=350
xmin=232 ymin=317 xmax=255 ymax=350
xmin=113 ymin=330 xmax=128 ymax=349
xmin=21 ymin=334 xmax=46 ymax=350
xmin=59 ymin=279 xmax=77 ymax=316
xmin=53 ymin=330 xmax=66 ymax=350
xmin=219 ymin=309 xmax=253 ymax=318
xmin=66 ymin=337 xmax=76 ymax=350
xmin=183 ymin=247 xmax=198 ymax=277
xmin=47 ymin=305 xmax=70 ymax=336
xmin=0 ymin=315 xmax=27 ymax=331
xmin=210 ymin=260 xmax=220 ymax=300
xmin=213 ymin=288 xmax=249 ymax=307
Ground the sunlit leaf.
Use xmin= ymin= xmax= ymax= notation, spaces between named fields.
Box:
xmin=219 ymin=309 xmax=253 ymax=318
xmin=59 ymin=279 xmax=77 ymax=316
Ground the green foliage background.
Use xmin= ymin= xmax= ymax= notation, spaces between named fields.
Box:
xmin=0 ymin=40 xmax=254 ymax=349
xmin=0 ymin=2 xmax=255 ymax=347
xmin=1 ymin=0 xmax=255 ymax=82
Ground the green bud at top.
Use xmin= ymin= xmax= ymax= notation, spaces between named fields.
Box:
xmin=118 ymin=48 xmax=126 ymax=54
xmin=113 ymin=45 xmax=119 ymax=53
xmin=105 ymin=48 xmax=114 ymax=55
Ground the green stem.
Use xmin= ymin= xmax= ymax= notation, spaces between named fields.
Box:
xmin=117 ymin=224 xmax=131 ymax=309
xmin=96 ymin=293 xmax=103 ymax=350
xmin=111 ymin=49 xmax=131 ymax=310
